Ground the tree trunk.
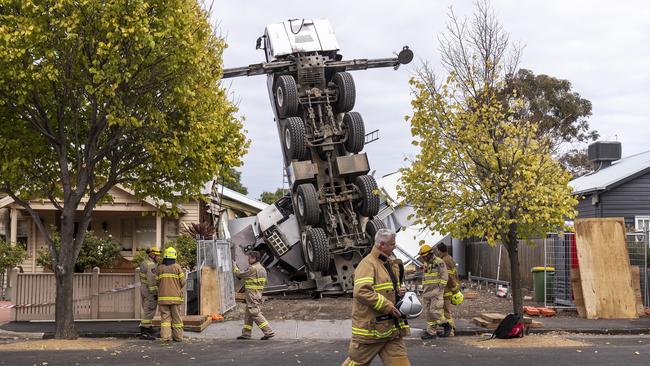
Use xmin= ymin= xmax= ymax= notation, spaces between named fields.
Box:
xmin=54 ymin=212 xmax=79 ymax=339
xmin=54 ymin=265 xmax=77 ymax=339
xmin=505 ymin=225 xmax=523 ymax=316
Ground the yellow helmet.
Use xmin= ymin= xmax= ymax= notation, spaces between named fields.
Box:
xmin=418 ymin=244 xmax=433 ymax=256
xmin=163 ymin=246 xmax=177 ymax=259
xmin=148 ymin=247 xmax=161 ymax=256
xmin=451 ymin=291 xmax=464 ymax=305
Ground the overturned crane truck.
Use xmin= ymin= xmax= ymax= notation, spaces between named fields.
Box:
xmin=222 ymin=19 xmax=413 ymax=294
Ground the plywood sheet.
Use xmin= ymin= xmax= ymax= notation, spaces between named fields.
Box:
xmin=570 ymin=268 xmax=587 ymax=318
xmin=200 ymin=267 xmax=221 ymax=316
xmin=575 ymin=218 xmax=638 ymax=319
xmin=630 ymin=266 xmax=645 ymax=316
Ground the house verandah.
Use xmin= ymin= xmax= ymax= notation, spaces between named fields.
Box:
xmin=0 ymin=181 xmax=267 ymax=274
xmin=0 ymin=186 xmax=195 ymax=273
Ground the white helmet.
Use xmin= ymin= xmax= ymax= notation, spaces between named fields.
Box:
xmin=396 ymin=291 xmax=423 ymax=319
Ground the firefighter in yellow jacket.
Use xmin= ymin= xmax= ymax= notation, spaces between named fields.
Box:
xmin=438 ymin=243 xmax=460 ymax=335
xmin=234 ymin=251 xmax=275 ymax=340
xmin=138 ymin=247 xmax=160 ymax=340
xmin=157 ymin=246 xmax=186 ymax=342
xmin=419 ymin=244 xmax=449 ymax=339
xmin=341 ymin=228 xmax=410 ymax=366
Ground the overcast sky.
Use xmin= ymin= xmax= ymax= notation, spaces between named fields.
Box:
xmin=212 ymin=0 xmax=650 ymax=199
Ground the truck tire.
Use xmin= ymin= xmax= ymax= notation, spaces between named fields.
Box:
xmin=296 ymin=184 xmax=320 ymax=226
xmin=343 ymin=112 xmax=365 ymax=153
xmin=365 ymin=218 xmax=386 ymax=244
xmin=306 ymin=227 xmax=330 ymax=272
xmin=275 ymin=75 xmax=299 ymax=118
xmin=354 ymin=175 xmax=379 ymax=217
xmin=283 ymin=117 xmax=307 ymax=160
xmin=333 ymin=72 xmax=355 ymax=113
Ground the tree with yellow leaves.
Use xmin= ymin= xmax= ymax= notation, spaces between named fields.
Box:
xmin=400 ymin=3 xmax=576 ymax=315
xmin=0 ymin=0 xmax=248 ymax=338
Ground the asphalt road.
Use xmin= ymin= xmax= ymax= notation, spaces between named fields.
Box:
xmin=1 ymin=336 xmax=649 ymax=366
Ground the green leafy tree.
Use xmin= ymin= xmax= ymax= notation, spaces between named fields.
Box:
xmin=222 ymin=168 xmax=248 ymax=195
xmin=37 ymin=231 xmax=121 ymax=273
xmin=401 ymin=2 xmax=577 ymax=315
xmin=0 ymin=239 xmax=27 ymax=273
xmin=259 ymin=188 xmax=286 ymax=204
xmin=558 ymin=148 xmax=593 ymax=178
xmin=0 ymin=0 xmax=248 ymax=338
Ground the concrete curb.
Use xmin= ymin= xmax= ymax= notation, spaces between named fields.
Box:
xmin=0 ymin=330 xmax=45 ymax=340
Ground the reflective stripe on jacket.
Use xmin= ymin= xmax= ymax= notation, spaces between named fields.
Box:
xmin=351 ymin=247 xmax=410 ymax=344
xmin=441 ymin=254 xmax=459 ymax=296
xmin=139 ymin=258 xmax=158 ymax=297
xmin=157 ymin=263 xmax=186 ymax=305
xmin=234 ymin=262 xmax=267 ymax=305
xmin=422 ymin=256 xmax=448 ymax=298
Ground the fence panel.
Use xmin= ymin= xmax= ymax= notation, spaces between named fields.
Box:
xmin=466 ymin=239 xmax=546 ymax=289
xmin=197 ymin=239 xmax=236 ymax=315
xmin=12 ymin=270 xmax=139 ymax=321
xmin=543 ymin=230 xmax=649 ymax=308
xmin=98 ymin=273 xmax=137 ymax=319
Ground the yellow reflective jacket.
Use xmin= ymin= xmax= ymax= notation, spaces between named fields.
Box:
xmin=422 ymin=256 xmax=448 ymax=299
xmin=156 ymin=263 xmax=186 ymax=305
xmin=234 ymin=261 xmax=267 ymax=306
xmin=441 ymin=253 xmax=459 ymax=296
xmin=139 ymin=257 xmax=158 ymax=298
xmin=350 ymin=247 xmax=410 ymax=344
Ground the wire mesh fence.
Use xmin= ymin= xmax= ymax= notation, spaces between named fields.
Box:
xmin=543 ymin=229 xmax=649 ymax=308
xmin=196 ymin=239 xmax=236 ymax=314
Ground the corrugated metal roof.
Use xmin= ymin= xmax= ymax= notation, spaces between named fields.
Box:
xmin=570 ymin=150 xmax=650 ymax=194
xmin=200 ymin=180 xmax=268 ymax=211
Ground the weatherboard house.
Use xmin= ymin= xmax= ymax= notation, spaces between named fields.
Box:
xmin=0 ymin=181 xmax=266 ymax=273
xmin=570 ymin=141 xmax=650 ymax=232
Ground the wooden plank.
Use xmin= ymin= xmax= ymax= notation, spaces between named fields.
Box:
xmin=571 ymin=268 xmax=587 ymax=318
xmin=575 ymin=218 xmax=638 ymax=319
xmin=472 ymin=317 xmax=497 ymax=329
xmin=630 ymin=266 xmax=645 ymax=316
xmin=463 ymin=291 xmax=479 ymax=299
xmin=200 ymin=267 xmax=221 ymax=316
xmin=529 ymin=320 xmax=544 ymax=328
xmin=480 ymin=313 xmax=506 ymax=323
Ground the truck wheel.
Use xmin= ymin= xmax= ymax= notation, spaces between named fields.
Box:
xmin=354 ymin=175 xmax=379 ymax=217
xmin=343 ymin=112 xmax=365 ymax=153
xmin=365 ymin=218 xmax=386 ymax=244
xmin=333 ymin=72 xmax=355 ymax=113
xmin=306 ymin=227 xmax=330 ymax=272
xmin=296 ymin=184 xmax=320 ymax=226
xmin=283 ymin=117 xmax=307 ymax=160
xmin=275 ymin=75 xmax=299 ymax=118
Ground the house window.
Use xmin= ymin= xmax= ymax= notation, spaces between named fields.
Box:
xmin=134 ymin=217 xmax=156 ymax=250
xmin=635 ymin=216 xmax=650 ymax=232
xmin=120 ymin=219 xmax=133 ymax=251
xmin=16 ymin=219 xmax=29 ymax=250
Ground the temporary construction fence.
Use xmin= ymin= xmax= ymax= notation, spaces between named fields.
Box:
xmin=467 ymin=229 xmax=650 ymax=309
xmin=196 ymin=239 xmax=236 ymax=315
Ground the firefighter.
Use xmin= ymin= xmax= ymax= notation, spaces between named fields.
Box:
xmin=138 ymin=247 xmax=160 ymax=340
xmin=157 ymin=246 xmax=186 ymax=342
xmin=234 ymin=251 xmax=275 ymax=340
xmin=438 ymin=243 xmax=460 ymax=336
xmin=341 ymin=228 xmax=411 ymax=366
xmin=419 ymin=244 xmax=450 ymax=339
